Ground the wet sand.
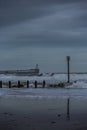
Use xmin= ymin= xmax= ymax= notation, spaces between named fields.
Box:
xmin=0 ymin=97 xmax=87 ymax=130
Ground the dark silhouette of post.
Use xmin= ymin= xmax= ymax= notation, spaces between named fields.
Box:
xmin=18 ymin=80 xmax=20 ymax=88
xmin=27 ymin=80 xmax=29 ymax=88
xmin=35 ymin=80 xmax=37 ymax=88
xmin=66 ymin=56 xmax=70 ymax=83
xmin=9 ymin=81 xmax=11 ymax=88
xmin=43 ymin=80 xmax=46 ymax=88
xmin=67 ymin=98 xmax=70 ymax=120
xmin=0 ymin=81 xmax=2 ymax=88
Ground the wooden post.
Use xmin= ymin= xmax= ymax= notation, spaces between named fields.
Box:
xmin=27 ymin=80 xmax=29 ymax=88
xmin=66 ymin=56 xmax=70 ymax=83
xmin=35 ymin=80 xmax=37 ymax=88
xmin=43 ymin=80 xmax=46 ymax=88
xmin=18 ymin=80 xmax=20 ymax=88
xmin=9 ymin=81 xmax=11 ymax=88
xmin=0 ymin=81 xmax=2 ymax=88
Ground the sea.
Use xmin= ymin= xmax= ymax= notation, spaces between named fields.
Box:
xmin=0 ymin=73 xmax=87 ymax=99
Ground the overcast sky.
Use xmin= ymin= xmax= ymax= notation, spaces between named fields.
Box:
xmin=0 ymin=0 xmax=87 ymax=72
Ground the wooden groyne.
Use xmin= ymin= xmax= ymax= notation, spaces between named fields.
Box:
xmin=0 ymin=80 xmax=72 ymax=88
xmin=0 ymin=80 xmax=46 ymax=88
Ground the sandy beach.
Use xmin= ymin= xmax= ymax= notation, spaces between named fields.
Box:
xmin=0 ymin=93 xmax=87 ymax=130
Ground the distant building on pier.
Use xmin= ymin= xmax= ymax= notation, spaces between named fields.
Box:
xmin=0 ymin=64 xmax=40 ymax=76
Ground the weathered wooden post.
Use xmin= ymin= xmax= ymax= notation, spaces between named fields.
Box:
xmin=35 ymin=80 xmax=37 ymax=88
xmin=0 ymin=81 xmax=2 ymax=88
xmin=66 ymin=56 xmax=70 ymax=83
xmin=9 ymin=81 xmax=11 ymax=88
xmin=43 ymin=80 xmax=46 ymax=88
xmin=18 ymin=80 xmax=20 ymax=88
xmin=27 ymin=80 xmax=29 ymax=88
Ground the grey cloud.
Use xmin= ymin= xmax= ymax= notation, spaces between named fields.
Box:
xmin=0 ymin=0 xmax=87 ymax=48
xmin=0 ymin=0 xmax=87 ymax=27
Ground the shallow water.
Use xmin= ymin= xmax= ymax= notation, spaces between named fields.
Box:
xmin=1 ymin=88 xmax=87 ymax=99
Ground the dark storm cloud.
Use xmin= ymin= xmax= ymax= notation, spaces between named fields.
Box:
xmin=0 ymin=0 xmax=87 ymax=48
xmin=0 ymin=0 xmax=63 ymax=27
xmin=0 ymin=0 xmax=86 ymax=27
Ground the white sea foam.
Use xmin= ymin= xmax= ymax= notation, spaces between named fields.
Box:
xmin=0 ymin=73 xmax=87 ymax=88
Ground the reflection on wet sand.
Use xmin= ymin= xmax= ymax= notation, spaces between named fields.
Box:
xmin=67 ymin=98 xmax=70 ymax=120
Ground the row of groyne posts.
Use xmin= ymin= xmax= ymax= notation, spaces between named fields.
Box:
xmin=0 ymin=80 xmax=46 ymax=88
